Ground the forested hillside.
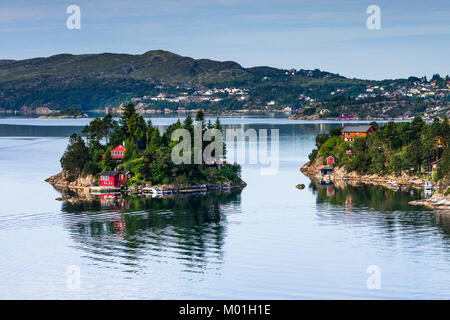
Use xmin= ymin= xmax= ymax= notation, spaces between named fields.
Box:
xmin=1 ymin=50 xmax=448 ymax=118
xmin=309 ymin=117 xmax=450 ymax=193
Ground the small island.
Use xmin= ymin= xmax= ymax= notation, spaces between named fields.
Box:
xmin=46 ymin=104 xmax=245 ymax=198
xmin=39 ymin=107 xmax=88 ymax=118
xmin=301 ymin=117 xmax=450 ymax=209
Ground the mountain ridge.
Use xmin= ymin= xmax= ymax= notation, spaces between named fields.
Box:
xmin=0 ymin=50 xmax=447 ymax=116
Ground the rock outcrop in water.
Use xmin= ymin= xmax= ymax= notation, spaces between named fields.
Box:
xmin=45 ymin=171 xmax=96 ymax=190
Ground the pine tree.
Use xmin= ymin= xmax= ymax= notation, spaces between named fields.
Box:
xmin=102 ymin=148 xmax=114 ymax=171
xmin=120 ymin=103 xmax=136 ymax=134
xmin=60 ymin=134 xmax=89 ymax=181
xmin=102 ymin=113 xmax=115 ymax=143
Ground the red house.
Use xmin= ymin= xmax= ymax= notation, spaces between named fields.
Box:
xmin=111 ymin=145 xmax=126 ymax=160
xmin=431 ymin=159 xmax=442 ymax=175
xmin=326 ymin=156 xmax=335 ymax=166
xmin=102 ymin=144 xmax=126 ymax=160
xmin=99 ymin=171 xmax=131 ymax=187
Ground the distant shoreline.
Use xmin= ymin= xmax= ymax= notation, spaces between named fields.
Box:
xmin=38 ymin=114 xmax=89 ymax=119
xmin=289 ymin=115 xmax=416 ymax=121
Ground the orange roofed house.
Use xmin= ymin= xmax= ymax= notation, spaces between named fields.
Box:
xmin=340 ymin=125 xmax=375 ymax=142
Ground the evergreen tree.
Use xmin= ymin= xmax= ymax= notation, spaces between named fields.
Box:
xmin=60 ymin=134 xmax=89 ymax=181
xmin=195 ymin=109 xmax=205 ymax=123
xmin=120 ymin=103 xmax=137 ymax=134
xmin=214 ymin=117 xmax=223 ymax=131
xmin=183 ymin=114 xmax=194 ymax=135
xmin=123 ymin=139 xmax=139 ymax=162
xmin=82 ymin=117 xmax=104 ymax=143
xmin=102 ymin=147 xmax=114 ymax=171
xmin=102 ymin=113 xmax=115 ymax=143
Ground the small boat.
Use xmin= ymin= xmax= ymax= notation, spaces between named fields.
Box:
xmin=319 ymin=175 xmax=333 ymax=185
xmin=151 ymin=193 xmax=163 ymax=199
xmin=150 ymin=187 xmax=164 ymax=195
xmin=424 ymin=181 xmax=434 ymax=197
xmin=424 ymin=181 xmax=434 ymax=191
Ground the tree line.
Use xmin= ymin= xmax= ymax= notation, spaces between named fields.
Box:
xmin=309 ymin=116 xmax=450 ymax=184
xmin=60 ymin=103 xmax=242 ymax=186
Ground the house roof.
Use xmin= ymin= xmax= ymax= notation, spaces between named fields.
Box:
xmin=111 ymin=144 xmax=125 ymax=152
xmin=431 ymin=159 xmax=442 ymax=164
xmin=341 ymin=125 xmax=373 ymax=133
xmin=317 ymin=165 xmax=333 ymax=170
xmin=100 ymin=171 xmax=120 ymax=177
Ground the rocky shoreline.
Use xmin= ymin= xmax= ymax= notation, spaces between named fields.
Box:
xmin=288 ymin=115 xmax=413 ymax=121
xmin=45 ymin=172 xmax=96 ymax=191
xmin=300 ymin=158 xmax=425 ymax=189
xmin=409 ymin=197 xmax=450 ymax=210
xmin=45 ymin=171 xmax=246 ymax=199
xmin=38 ymin=113 xmax=88 ymax=119
xmin=300 ymin=157 xmax=450 ymax=211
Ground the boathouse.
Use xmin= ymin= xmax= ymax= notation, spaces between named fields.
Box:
xmin=340 ymin=125 xmax=375 ymax=142
xmin=99 ymin=171 xmax=131 ymax=187
xmin=317 ymin=165 xmax=334 ymax=175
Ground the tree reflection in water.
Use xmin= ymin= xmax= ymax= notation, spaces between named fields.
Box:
xmin=309 ymin=179 xmax=450 ymax=240
xmin=310 ymin=180 xmax=426 ymax=212
xmin=59 ymin=191 xmax=242 ymax=273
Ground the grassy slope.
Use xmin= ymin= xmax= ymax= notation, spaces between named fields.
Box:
xmin=0 ymin=50 xmax=372 ymax=111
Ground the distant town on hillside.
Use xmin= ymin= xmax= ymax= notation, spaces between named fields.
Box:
xmin=0 ymin=50 xmax=449 ymax=119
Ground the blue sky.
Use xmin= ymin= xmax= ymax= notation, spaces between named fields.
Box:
xmin=0 ymin=0 xmax=449 ymax=80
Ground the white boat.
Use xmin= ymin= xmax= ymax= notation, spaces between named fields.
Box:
xmin=391 ymin=182 xmax=399 ymax=188
xmin=150 ymin=187 xmax=163 ymax=195
xmin=424 ymin=181 xmax=434 ymax=191
xmin=319 ymin=175 xmax=333 ymax=185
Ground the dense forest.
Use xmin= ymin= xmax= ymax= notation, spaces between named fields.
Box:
xmin=309 ymin=117 xmax=450 ymax=192
xmin=60 ymin=104 xmax=242 ymax=186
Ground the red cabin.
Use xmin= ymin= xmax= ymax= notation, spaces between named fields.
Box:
xmin=431 ymin=159 xmax=442 ymax=175
xmin=99 ymin=171 xmax=131 ymax=187
xmin=111 ymin=145 xmax=126 ymax=160
xmin=101 ymin=145 xmax=126 ymax=160
xmin=326 ymin=156 xmax=335 ymax=166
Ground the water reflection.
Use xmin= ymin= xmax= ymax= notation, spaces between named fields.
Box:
xmin=60 ymin=191 xmax=242 ymax=273
xmin=310 ymin=181 xmax=426 ymax=212
xmin=309 ymin=179 xmax=450 ymax=241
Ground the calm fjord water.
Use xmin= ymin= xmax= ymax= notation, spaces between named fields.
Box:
xmin=0 ymin=117 xmax=449 ymax=299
